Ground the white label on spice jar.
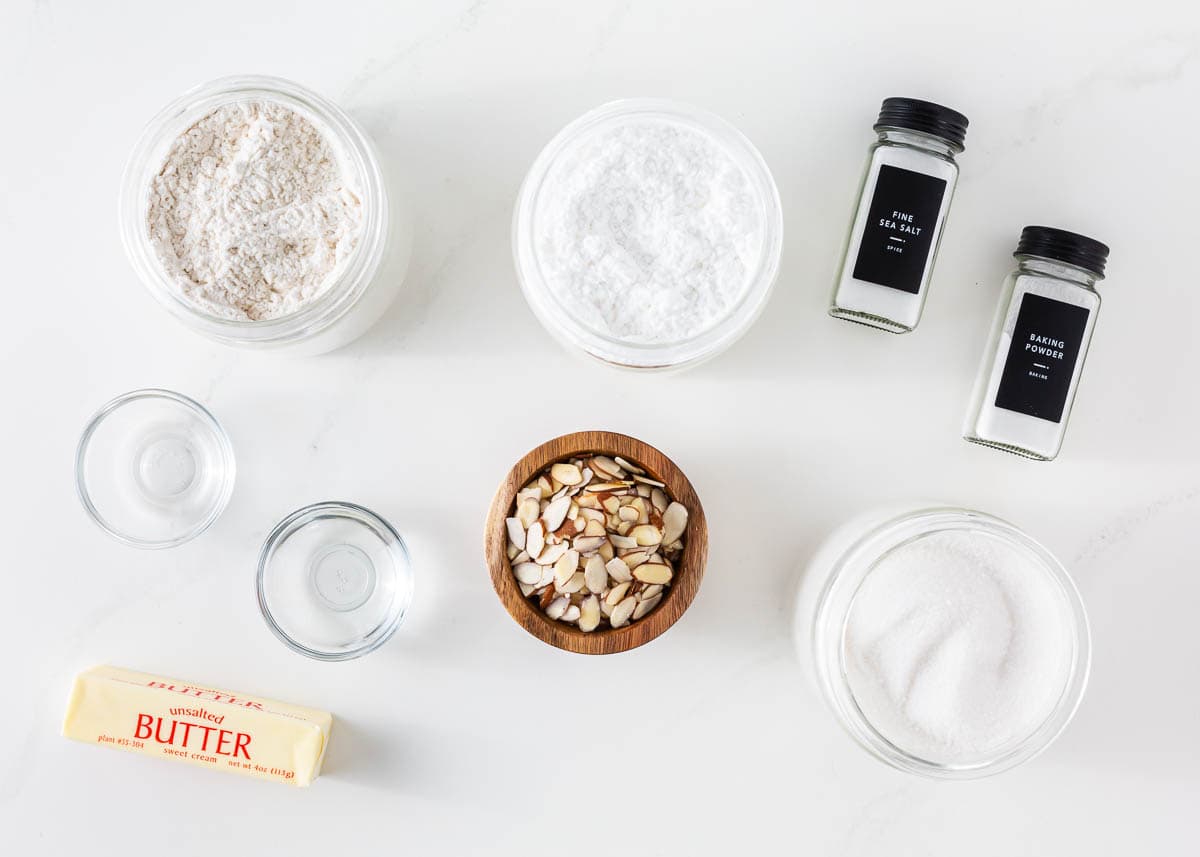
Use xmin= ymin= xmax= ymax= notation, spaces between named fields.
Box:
xmin=995 ymin=293 xmax=1090 ymax=423
xmin=852 ymin=165 xmax=947 ymax=294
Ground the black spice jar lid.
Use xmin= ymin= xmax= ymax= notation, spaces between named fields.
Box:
xmin=1015 ymin=226 xmax=1110 ymax=278
xmin=874 ymin=97 xmax=969 ymax=150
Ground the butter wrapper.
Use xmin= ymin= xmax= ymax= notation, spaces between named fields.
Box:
xmin=62 ymin=665 xmax=332 ymax=787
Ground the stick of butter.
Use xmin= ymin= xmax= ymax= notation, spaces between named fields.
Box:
xmin=62 ymin=665 xmax=332 ymax=787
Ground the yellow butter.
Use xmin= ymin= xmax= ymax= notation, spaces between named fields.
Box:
xmin=62 ymin=665 xmax=332 ymax=787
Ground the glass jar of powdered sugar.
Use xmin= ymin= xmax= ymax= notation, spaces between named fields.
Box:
xmin=513 ymin=99 xmax=783 ymax=370
xmin=794 ymin=507 xmax=1091 ymax=779
xmin=119 ymin=75 xmax=410 ymax=355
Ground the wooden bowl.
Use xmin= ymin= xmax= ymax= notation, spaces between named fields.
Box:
xmin=485 ymin=431 xmax=708 ymax=655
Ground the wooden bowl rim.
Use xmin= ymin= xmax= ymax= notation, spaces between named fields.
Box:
xmin=484 ymin=430 xmax=708 ymax=655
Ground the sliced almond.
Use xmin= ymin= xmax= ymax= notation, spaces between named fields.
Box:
xmin=605 ymin=557 xmax=632 ymax=582
xmin=550 ymin=462 xmax=583 ymax=486
xmin=536 ymin=564 xmax=556 ymax=588
xmin=507 ymin=517 xmax=528 ymax=550
xmin=576 ymin=493 xmax=602 ymax=510
xmin=598 ymin=540 xmax=615 ymax=561
xmin=586 ymin=481 xmax=633 ymax=493
xmin=580 ymin=507 xmax=605 ymax=522
xmin=526 ymin=521 xmax=545 ymax=559
xmin=536 ymin=475 xmax=553 ymax=498
xmin=590 ymin=456 xmax=625 ymax=479
xmin=518 ymin=498 xmax=540 ymax=529
xmin=584 ymin=519 xmax=607 ymax=537
xmin=554 ymin=551 xmax=579 ymax=586
xmin=545 ymin=596 xmax=569 ymax=620
xmin=542 ymin=494 xmax=571 ymax=532
xmin=506 ymin=543 xmax=520 ymax=561
xmin=622 ymin=551 xmax=650 ymax=569
xmin=605 ymin=581 xmax=632 ymax=606
xmin=610 ymin=595 xmax=638 ymax=628
xmin=630 ymin=524 xmax=663 ymax=547
xmin=650 ymin=488 xmax=668 ymax=513
xmin=559 ymin=571 xmax=586 ymax=594
xmin=578 ymin=595 xmax=601 ymax=632
xmin=584 ymin=555 xmax=608 ymax=593
xmin=601 ymin=496 xmax=621 ymax=514
xmin=633 ymin=563 xmax=672 ymax=584
xmin=513 ymin=562 xmax=541 ymax=585
xmin=639 ymin=583 xmax=663 ymax=600
xmin=613 ymin=456 xmax=644 ymax=475
xmin=573 ymin=535 xmax=607 ymax=554
xmin=662 ymin=502 xmax=688 ymax=545
xmin=633 ymin=593 xmax=662 ymax=620
xmin=609 ymin=534 xmax=638 ymax=550
xmin=519 ymin=582 xmax=535 ymax=597
xmin=617 ymin=506 xmax=639 ymax=522
xmin=632 ymin=474 xmax=666 ymax=488
xmin=537 ymin=541 xmax=568 ymax=566
xmin=562 ymin=604 xmax=581 ymax=623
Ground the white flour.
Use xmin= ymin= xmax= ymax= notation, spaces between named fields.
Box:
xmin=147 ymin=101 xmax=362 ymax=321
xmin=533 ymin=119 xmax=764 ymax=344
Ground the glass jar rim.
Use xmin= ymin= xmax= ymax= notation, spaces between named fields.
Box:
xmin=811 ymin=507 xmax=1091 ymax=779
xmin=117 ymin=74 xmax=389 ymax=348
xmin=512 ymin=98 xmax=784 ymax=369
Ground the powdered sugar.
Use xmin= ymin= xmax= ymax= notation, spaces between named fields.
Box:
xmin=843 ymin=530 xmax=1074 ymax=764
xmin=147 ymin=100 xmax=362 ymax=321
xmin=532 ymin=118 xmax=764 ymax=344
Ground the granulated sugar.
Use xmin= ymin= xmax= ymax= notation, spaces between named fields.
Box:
xmin=147 ymin=101 xmax=362 ymax=321
xmin=532 ymin=119 xmax=764 ymax=344
xmin=843 ymin=530 xmax=1073 ymax=764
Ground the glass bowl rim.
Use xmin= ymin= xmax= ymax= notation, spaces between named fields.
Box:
xmin=256 ymin=500 xmax=413 ymax=662
xmin=74 ymin=387 xmax=236 ymax=549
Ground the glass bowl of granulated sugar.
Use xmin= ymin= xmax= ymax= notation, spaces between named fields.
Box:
xmin=513 ymin=99 xmax=784 ymax=371
xmin=119 ymin=75 xmax=409 ymax=355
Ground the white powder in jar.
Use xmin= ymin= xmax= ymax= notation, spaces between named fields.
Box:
xmin=843 ymin=530 xmax=1074 ymax=764
xmin=532 ymin=119 xmax=765 ymax=344
xmin=147 ymin=101 xmax=363 ymax=321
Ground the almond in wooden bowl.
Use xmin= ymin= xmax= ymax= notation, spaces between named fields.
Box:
xmin=485 ymin=431 xmax=708 ymax=655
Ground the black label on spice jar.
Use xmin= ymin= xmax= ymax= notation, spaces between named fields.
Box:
xmin=852 ymin=165 xmax=947 ymax=294
xmin=995 ymin=293 xmax=1090 ymax=423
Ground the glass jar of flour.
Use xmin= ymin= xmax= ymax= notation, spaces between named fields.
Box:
xmin=964 ymin=227 xmax=1109 ymax=460
xmin=119 ymin=75 xmax=411 ymax=356
xmin=830 ymin=98 xmax=968 ymax=333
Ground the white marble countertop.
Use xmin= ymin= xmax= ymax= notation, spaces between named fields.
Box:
xmin=3 ymin=1 xmax=1198 ymax=853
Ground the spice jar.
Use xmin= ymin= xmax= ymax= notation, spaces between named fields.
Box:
xmin=963 ymin=227 xmax=1109 ymax=461
xmin=830 ymin=98 xmax=968 ymax=333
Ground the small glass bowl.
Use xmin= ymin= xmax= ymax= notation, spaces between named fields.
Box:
xmin=119 ymin=74 xmax=407 ymax=355
xmin=512 ymin=99 xmax=784 ymax=370
xmin=75 ymin=389 xmax=236 ymax=549
xmin=799 ymin=507 xmax=1091 ymax=779
xmin=257 ymin=502 xmax=414 ymax=661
